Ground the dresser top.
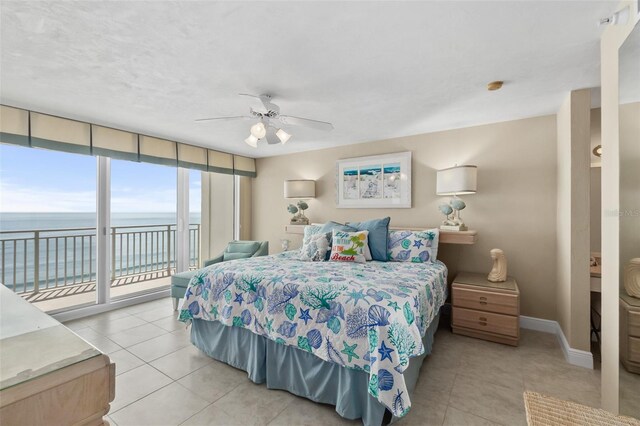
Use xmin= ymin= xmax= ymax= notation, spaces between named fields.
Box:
xmin=0 ymin=285 xmax=101 ymax=390
xmin=454 ymin=271 xmax=518 ymax=292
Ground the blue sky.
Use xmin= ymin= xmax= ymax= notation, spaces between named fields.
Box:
xmin=0 ymin=144 xmax=201 ymax=212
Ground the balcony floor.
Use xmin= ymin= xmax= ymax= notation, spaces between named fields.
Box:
xmin=25 ymin=271 xmax=172 ymax=313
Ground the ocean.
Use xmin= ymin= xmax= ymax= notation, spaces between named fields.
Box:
xmin=0 ymin=212 xmax=201 ymax=292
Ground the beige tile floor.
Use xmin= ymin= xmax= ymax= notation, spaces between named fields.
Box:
xmin=64 ymin=298 xmax=605 ymax=426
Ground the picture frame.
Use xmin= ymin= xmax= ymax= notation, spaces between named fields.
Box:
xmin=335 ymin=151 xmax=411 ymax=208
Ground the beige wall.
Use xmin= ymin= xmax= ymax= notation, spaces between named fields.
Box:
xmin=555 ymin=89 xmax=591 ymax=353
xmin=239 ymin=176 xmax=253 ymax=240
xmin=620 ymin=102 xmax=640 ymax=286
xmin=201 ymin=172 xmax=234 ymax=262
xmin=600 ymin=1 xmax=638 ymax=412
xmin=590 ymin=108 xmax=602 ymax=253
xmin=253 ymin=115 xmax=558 ymax=320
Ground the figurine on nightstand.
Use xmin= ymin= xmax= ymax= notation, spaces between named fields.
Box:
xmin=488 ymin=248 xmax=507 ymax=282
xmin=624 ymin=258 xmax=640 ymax=298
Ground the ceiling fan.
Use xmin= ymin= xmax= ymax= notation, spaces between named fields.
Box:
xmin=196 ymin=93 xmax=334 ymax=147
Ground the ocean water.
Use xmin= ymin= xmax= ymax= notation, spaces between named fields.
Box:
xmin=0 ymin=212 xmax=201 ymax=291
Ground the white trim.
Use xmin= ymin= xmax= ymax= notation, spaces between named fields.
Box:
xmin=176 ymin=167 xmax=189 ymax=273
xmin=234 ymin=174 xmax=240 ymax=240
xmin=51 ymin=289 xmax=170 ymax=323
xmin=520 ymin=315 xmax=594 ymax=369
xmin=96 ymin=156 xmax=111 ymax=305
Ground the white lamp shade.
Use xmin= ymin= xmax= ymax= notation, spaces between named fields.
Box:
xmin=284 ymin=180 xmax=315 ymax=198
xmin=276 ymin=128 xmax=292 ymax=144
xmin=436 ymin=165 xmax=477 ymax=195
xmin=250 ymin=122 xmax=266 ymax=139
xmin=245 ymin=135 xmax=258 ymax=148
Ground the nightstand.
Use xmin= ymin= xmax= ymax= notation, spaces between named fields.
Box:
xmin=451 ymin=272 xmax=520 ymax=346
xmin=620 ymin=292 xmax=640 ymax=374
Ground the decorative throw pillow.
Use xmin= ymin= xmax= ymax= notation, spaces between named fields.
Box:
xmin=319 ymin=221 xmax=373 ymax=261
xmin=329 ymin=230 xmax=369 ymax=263
xmin=299 ymin=225 xmax=331 ymax=261
xmin=387 ymin=229 xmax=440 ymax=263
xmin=347 ymin=217 xmax=391 ymax=262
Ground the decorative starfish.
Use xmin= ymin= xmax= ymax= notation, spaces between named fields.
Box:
xmin=378 ymin=340 xmax=394 ymax=362
xmin=387 ymin=301 xmax=400 ymax=311
xmin=234 ymin=293 xmax=244 ymax=304
xmin=299 ymin=308 xmax=313 ymax=325
xmin=346 ymin=289 xmax=367 ymax=306
xmin=413 ymin=239 xmax=424 ymax=249
xmin=341 ymin=342 xmax=359 ymax=362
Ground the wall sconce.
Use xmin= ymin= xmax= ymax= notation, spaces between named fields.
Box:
xmin=436 ymin=165 xmax=478 ymax=231
xmin=284 ymin=180 xmax=316 ymax=225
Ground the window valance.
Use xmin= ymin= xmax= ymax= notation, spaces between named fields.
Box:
xmin=0 ymin=105 xmax=256 ymax=177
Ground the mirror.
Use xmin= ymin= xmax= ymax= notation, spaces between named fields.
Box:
xmin=618 ymin=19 xmax=640 ymax=419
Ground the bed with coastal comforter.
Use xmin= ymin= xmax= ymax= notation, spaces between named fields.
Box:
xmin=178 ymin=251 xmax=447 ymax=425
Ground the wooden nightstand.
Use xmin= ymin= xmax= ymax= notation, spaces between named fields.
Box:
xmin=451 ymin=272 xmax=520 ymax=346
xmin=620 ymin=292 xmax=640 ymax=374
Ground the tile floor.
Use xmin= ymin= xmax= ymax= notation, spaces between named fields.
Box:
xmin=64 ymin=298 xmax=604 ymax=426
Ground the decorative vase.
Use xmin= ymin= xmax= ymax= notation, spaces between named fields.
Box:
xmin=624 ymin=258 xmax=640 ymax=298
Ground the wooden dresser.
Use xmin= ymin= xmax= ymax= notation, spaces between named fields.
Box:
xmin=0 ymin=286 xmax=115 ymax=425
xmin=451 ymin=272 xmax=520 ymax=346
xmin=620 ymin=292 xmax=640 ymax=374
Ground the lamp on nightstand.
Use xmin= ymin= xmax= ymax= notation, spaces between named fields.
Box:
xmin=284 ymin=180 xmax=316 ymax=225
xmin=436 ymin=165 xmax=477 ymax=231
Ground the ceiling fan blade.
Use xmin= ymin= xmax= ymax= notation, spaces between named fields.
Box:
xmin=239 ymin=93 xmax=280 ymax=114
xmin=265 ymin=126 xmax=281 ymax=145
xmin=195 ymin=116 xmax=252 ymax=122
xmin=277 ymin=115 xmax=334 ymax=132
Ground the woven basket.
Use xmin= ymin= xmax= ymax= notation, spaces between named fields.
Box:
xmin=524 ymin=391 xmax=640 ymax=426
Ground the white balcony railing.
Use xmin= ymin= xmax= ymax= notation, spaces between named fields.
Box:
xmin=0 ymin=223 xmax=200 ymax=298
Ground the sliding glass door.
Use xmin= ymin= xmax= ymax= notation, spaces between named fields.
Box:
xmin=109 ymin=159 xmax=177 ymax=300
xmin=0 ymin=145 xmax=97 ymax=312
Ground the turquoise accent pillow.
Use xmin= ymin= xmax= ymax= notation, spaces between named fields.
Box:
xmin=223 ymin=252 xmax=252 ymax=261
xmin=347 ymin=217 xmax=391 ymax=262
xmin=387 ymin=229 xmax=439 ymax=263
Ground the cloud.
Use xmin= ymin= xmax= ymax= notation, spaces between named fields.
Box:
xmin=0 ymin=180 xmax=95 ymax=212
xmin=0 ymin=181 xmax=182 ymax=213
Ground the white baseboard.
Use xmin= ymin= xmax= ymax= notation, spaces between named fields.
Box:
xmin=520 ymin=315 xmax=594 ymax=369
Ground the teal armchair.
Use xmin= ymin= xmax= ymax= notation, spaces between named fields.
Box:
xmin=203 ymin=240 xmax=269 ymax=267
xmin=171 ymin=240 xmax=269 ymax=310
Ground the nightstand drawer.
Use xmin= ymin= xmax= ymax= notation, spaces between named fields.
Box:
xmin=452 ymin=286 xmax=518 ymax=315
xmin=452 ymin=307 xmax=518 ymax=337
xmin=629 ymin=337 xmax=640 ymax=363
xmin=628 ymin=310 xmax=640 ymax=337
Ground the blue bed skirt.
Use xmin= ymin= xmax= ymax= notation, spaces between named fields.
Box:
xmin=190 ymin=312 xmax=441 ymax=426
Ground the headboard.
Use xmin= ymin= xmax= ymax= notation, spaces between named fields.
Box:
xmin=288 ymin=224 xmax=478 ymax=245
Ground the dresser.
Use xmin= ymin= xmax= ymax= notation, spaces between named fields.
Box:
xmin=451 ymin=272 xmax=520 ymax=346
xmin=0 ymin=286 xmax=115 ymax=425
xmin=620 ymin=292 xmax=640 ymax=374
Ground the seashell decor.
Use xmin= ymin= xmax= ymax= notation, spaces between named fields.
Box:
xmin=624 ymin=258 xmax=640 ymax=298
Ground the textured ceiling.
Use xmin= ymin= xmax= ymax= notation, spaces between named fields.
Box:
xmin=0 ymin=1 xmax=616 ymax=158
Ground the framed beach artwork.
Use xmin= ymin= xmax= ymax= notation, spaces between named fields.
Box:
xmin=336 ymin=151 xmax=411 ymax=208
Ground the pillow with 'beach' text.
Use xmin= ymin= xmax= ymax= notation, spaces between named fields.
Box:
xmin=329 ymin=230 xmax=369 ymax=263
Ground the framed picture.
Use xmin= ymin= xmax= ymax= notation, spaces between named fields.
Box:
xmin=336 ymin=151 xmax=411 ymax=208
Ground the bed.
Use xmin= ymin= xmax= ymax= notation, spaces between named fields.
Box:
xmin=178 ymin=251 xmax=447 ymax=425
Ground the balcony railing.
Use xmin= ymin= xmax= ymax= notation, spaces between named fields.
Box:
xmin=0 ymin=223 xmax=200 ymax=297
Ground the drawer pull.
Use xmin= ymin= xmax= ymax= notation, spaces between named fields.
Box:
xmin=479 ymin=317 xmax=487 ymax=322
xmin=479 ymin=296 xmax=488 ymax=305
xmin=479 ymin=321 xmax=487 ymax=326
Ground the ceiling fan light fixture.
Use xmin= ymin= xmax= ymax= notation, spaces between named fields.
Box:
xmin=245 ymin=134 xmax=258 ymax=148
xmin=250 ymin=122 xmax=266 ymax=139
xmin=276 ymin=128 xmax=292 ymax=144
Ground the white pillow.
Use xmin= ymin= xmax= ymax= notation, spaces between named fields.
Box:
xmin=329 ymin=230 xmax=369 ymax=263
